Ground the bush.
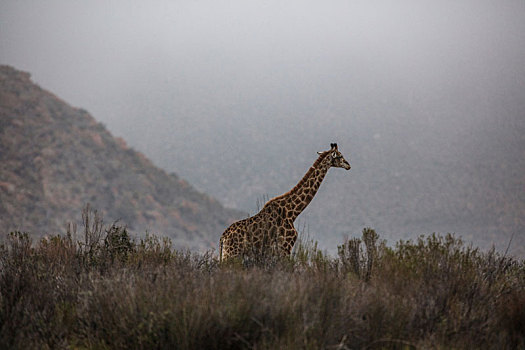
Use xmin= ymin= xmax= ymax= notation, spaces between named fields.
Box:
xmin=0 ymin=212 xmax=523 ymax=349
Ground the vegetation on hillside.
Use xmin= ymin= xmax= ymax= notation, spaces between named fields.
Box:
xmin=1 ymin=207 xmax=523 ymax=349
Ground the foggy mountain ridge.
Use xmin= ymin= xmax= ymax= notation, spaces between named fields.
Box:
xmin=0 ymin=65 xmax=245 ymax=250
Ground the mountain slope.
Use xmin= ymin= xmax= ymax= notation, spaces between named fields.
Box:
xmin=0 ymin=65 xmax=244 ymax=249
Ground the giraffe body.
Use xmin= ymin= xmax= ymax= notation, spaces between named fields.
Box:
xmin=220 ymin=143 xmax=350 ymax=261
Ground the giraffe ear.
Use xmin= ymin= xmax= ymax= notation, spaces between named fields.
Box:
xmin=317 ymin=151 xmax=323 ymax=155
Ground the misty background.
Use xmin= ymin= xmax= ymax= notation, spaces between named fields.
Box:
xmin=1 ymin=0 xmax=524 ymax=254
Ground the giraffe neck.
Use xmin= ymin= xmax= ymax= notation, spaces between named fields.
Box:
xmin=276 ymin=152 xmax=331 ymax=221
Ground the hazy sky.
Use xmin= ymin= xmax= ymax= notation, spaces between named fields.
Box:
xmin=2 ymin=0 xmax=524 ymax=182
xmin=1 ymin=0 xmax=524 ymax=252
xmin=2 ymin=0 xmax=524 ymax=123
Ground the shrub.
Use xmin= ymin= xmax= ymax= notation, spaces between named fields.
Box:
xmin=0 ymin=213 xmax=523 ymax=349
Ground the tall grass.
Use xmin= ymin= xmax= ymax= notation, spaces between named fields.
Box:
xmin=0 ymin=208 xmax=523 ymax=349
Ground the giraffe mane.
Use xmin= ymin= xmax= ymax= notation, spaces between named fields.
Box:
xmin=266 ymin=150 xmax=330 ymax=205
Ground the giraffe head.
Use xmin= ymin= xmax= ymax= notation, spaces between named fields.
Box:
xmin=319 ymin=143 xmax=351 ymax=170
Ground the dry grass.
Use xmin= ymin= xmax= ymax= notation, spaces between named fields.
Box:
xmin=0 ymin=207 xmax=523 ymax=349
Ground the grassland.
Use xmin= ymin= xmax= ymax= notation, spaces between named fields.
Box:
xmin=0 ymin=207 xmax=523 ymax=349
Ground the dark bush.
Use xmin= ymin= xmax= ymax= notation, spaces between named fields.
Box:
xmin=0 ymin=213 xmax=523 ymax=349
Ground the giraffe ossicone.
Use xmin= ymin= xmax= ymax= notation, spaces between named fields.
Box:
xmin=219 ymin=143 xmax=351 ymax=262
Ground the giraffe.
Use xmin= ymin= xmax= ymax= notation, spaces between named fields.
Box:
xmin=219 ymin=143 xmax=351 ymax=261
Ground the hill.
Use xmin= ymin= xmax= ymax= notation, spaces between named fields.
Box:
xmin=0 ymin=65 xmax=244 ymax=249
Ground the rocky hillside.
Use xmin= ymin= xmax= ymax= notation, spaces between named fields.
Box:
xmin=0 ymin=65 xmax=244 ymax=249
